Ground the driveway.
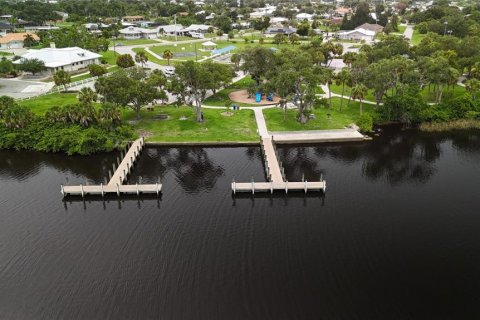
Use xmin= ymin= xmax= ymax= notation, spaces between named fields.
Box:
xmin=0 ymin=78 xmax=54 ymax=99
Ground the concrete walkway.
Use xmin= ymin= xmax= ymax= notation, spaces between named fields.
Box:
xmin=404 ymin=24 xmax=414 ymax=40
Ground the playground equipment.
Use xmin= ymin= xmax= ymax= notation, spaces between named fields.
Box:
xmin=267 ymin=93 xmax=273 ymax=101
xmin=255 ymin=92 xmax=262 ymax=103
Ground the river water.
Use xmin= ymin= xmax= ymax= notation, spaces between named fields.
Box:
xmin=0 ymin=128 xmax=479 ymax=319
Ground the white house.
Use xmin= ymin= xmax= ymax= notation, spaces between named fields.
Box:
xmin=157 ymin=24 xmax=184 ymax=36
xmin=270 ymin=17 xmax=288 ymax=24
xmin=24 ymin=26 xmax=60 ymax=33
xmin=296 ymin=13 xmax=314 ymax=21
xmin=336 ymin=28 xmax=375 ymax=41
xmin=119 ymin=26 xmax=158 ymax=39
xmin=14 ymin=46 xmax=101 ymax=74
xmin=181 ymin=24 xmax=211 ymax=34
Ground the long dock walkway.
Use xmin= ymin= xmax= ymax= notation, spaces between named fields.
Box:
xmin=232 ymin=110 xmax=367 ymax=194
xmin=61 ymin=137 xmax=162 ymax=197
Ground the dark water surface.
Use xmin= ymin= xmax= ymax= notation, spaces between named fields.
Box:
xmin=1 ymin=128 xmax=480 ymax=319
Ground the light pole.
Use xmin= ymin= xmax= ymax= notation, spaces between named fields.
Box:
xmin=444 ymin=21 xmax=448 ymax=35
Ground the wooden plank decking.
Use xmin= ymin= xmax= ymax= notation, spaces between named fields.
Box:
xmin=61 ymin=137 xmax=163 ymax=197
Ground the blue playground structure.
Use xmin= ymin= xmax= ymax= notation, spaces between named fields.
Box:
xmin=266 ymin=93 xmax=273 ymax=101
xmin=255 ymin=92 xmax=262 ymax=103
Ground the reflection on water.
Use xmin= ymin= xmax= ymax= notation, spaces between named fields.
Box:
xmin=1 ymin=129 xmax=480 ymax=320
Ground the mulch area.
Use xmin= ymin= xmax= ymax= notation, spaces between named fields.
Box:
xmin=228 ymin=90 xmax=280 ymax=105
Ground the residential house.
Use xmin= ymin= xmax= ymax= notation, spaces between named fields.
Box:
xmin=296 ymin=13 xmax=314 ymax=21
xmin=24 ymin=26 xmax=60 ymax=33
xmin=264 ymin=25 xmax=297 ymax=37
xmin=123 ymin=15 xmax=144 ymax=23
xmin=157 ymin=24 xmax=184 ymax=36
xmin=119 ymin=26 xmax=158 ymax=39
xmin=335 ymin=7 xmax=352 ymax=16
xmin=14 ymin=46 xmax=101 ymax=74
xmin=0 ymin=21 xmax=11 ymax=36
xmin=0 ymin=33 xmax=39 ymax=49
xmin=356 ymin=23 xmax=384 ymax=33
xmin=336 ymin=28 xmax=375 ymax=41
xmin=181 ymin=24 xmax=211 ymax=34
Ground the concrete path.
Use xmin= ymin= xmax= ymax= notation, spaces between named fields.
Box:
xmin=403 ymin=25 xmax=414 ymax=40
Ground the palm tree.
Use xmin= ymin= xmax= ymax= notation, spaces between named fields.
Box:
xmin=351 ymin=84 xmax=368 ymax=115
xmin=335 ymin=69 xmax=351 ymax=111
xmin=162 ymin=50 xmax=173 ymax=66
xmin=53 ymin=70 xmax=71 ymax=92
xmin=135 ymin=50 xmax=148 ymax=68
xmin=76 ymin=104 xmax=96 ymax=127
xmin=322 ymin=68 xmax=334 ymax=106
xmin=465 ymin=78 xmax=480 ymax=100
xmin=23 ymin=34 xmax=37 ymax=48
xmin=95 ymin=77 xmax=109 ymax=103
xmin=78 ymin=87 xmax=98 ymax=105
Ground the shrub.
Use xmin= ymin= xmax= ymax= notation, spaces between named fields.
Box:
xmin=357 ymin=114 xmax=373 ymax=133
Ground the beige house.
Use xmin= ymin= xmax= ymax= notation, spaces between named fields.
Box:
xmin=0 ymin=33 xmax=39 ymax=49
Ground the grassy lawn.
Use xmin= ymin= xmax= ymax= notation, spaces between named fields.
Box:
xmin=132 ymin=47 xmax=166 ymax=65
xmin=113 ymin=39 xmax=160 ymax=46
xmin=148 ymin=40 xmax=293 ymax=61
xmin=70 ymin=66 xmax=119 ymax=81
xmin=150 ymin=43 xmax=210 ymax=61
xmin=101 ymin=51 xmax=118 ymax=65
xmin=158 ymin=35 xmax=192 ymax=41
xmin=411 ymin=29 xmax=426 ymax=46
xmin=18 ymin=93 xmax=78 ymax=115
xmin=122 ymin=106 xmax=258 ymax=142
xmin=0 ymin=51 xmax=13 ymax=56
xmin=329 ymin=83 xmax=377 ymax=102
xmin=264 ymin=97 xmax=373 ymax=131
xmin=420 ymin=84 xmax=466 ymax=102
xmin=397 ymin=25 xmax=406 ymax=34
xmin=203 ymin=76 xmax=261 ymax=107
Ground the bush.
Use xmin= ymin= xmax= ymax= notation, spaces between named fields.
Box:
xmin=357 ymin=114 xmax=373 ymax=133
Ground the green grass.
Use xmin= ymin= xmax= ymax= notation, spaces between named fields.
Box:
xmin=0 ymin=51 xmax=13 ymax=56
xmin=100 ymin=51 xmax=118 ymax=65
xmin=419 ymin=84 xmax=466 ymax=102
xmin=132 ymin=47 xmax=172 ymax=65
xmin=397 ymin=25 xmax=406 ymax=34
xmin=158 ymin=35 xmax=192 ymax=41
xmin=264 ymin=97 xmax=373 ymax=131
xmin=329 ymin=84 xmax=377 ymax=102
xmin=18 ymin=93 xmax=78 ymax=115
xmin=411 ymin=29 xmax=426 ymax=46
xmin=203 ymin=76 xmax=259 ymax=107
xmin=122 ymin=106 xmax=258 ymax=142
xmin=150 ymin=43 xmax=210 ymax=61
xmin=113 ymin=39 xmax=159 ymax=46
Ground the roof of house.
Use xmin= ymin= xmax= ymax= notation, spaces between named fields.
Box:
xmin=265 ymin=26 xmax=297 ymax=35
xmin=123 ymin=15 xmax=144 ymax=19
xmin=337 ymin=28 xmax=375 ymax=36
xmin=296 ymin=13 xmax=313 ymax=19
xmin=0 ymin=21 xmax=11 ymax=29
xmin=355 ymin=23 xmax=384 ymax=33
xmin=119 ymin=26 xmax=158 ymax=34
xmin=0 ymin=33 xmax=39 ymax=44
xmin=157 ymin=24 xmax=183 ymax=33
xmin=14 ymin=47 xmax=101 ymax=68
xmin=181 ymin=24 xmax=210 ymax=32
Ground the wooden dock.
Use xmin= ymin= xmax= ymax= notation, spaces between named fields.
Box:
xmin=232 ymin=137 xmax=326 ymax=194
xmin=61 ymin=137 xmax=162 ymax=197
